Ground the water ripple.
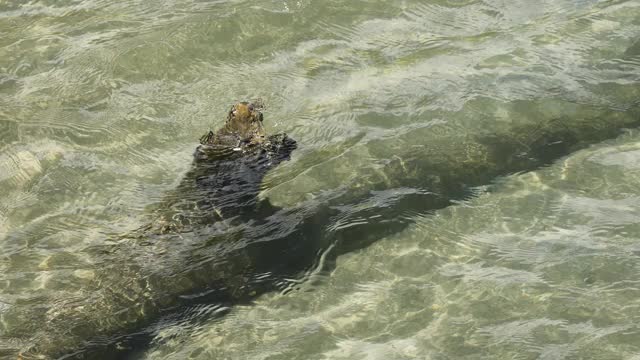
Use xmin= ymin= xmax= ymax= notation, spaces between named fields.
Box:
xmin=1 ymin=0 xmax=640 ymax=358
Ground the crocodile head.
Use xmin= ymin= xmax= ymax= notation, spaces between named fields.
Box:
xmin=200 ymin=102 xmax=267 ymax=148
xmin=196 ymin=101 xmax=295 ymax=161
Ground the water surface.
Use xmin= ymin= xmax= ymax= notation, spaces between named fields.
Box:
xmin=1 ymin=0 xmax=640 ymax=358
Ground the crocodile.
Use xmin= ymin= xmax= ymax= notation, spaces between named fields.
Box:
xmin=7 ymin=94 xmax=640 ymax=360
xmin=11 ymin=101 xmax=297 ymax=359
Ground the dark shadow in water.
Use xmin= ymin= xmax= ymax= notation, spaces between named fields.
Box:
xmin=89 ymin=108 xmax=640 ymax=359
xmin=6 ymin=94 xmax=640 ymax=359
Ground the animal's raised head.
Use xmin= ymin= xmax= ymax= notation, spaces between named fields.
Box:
xmin=199 ymin=101 xmax=268 ymax=148
xmin=196 ymin=101 xmax=296 ymax=161
xmin=222 ymin=101 xmax=266 ymax=144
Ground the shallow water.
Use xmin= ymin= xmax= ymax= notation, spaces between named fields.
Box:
xmin=1 ymin=0 xmax=640 ymax=358
xmin=146 ymin=130 xmax=640 ymax=360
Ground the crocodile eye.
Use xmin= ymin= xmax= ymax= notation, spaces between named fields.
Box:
xmin=228 ymin=106 xmax=237 ymax=120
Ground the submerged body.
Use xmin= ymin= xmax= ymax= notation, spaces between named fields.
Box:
xmin=11 ymin=102 xmax=296 ymax=359
xmin=147 ymin=102 xmax=296 ymax=235
xmin=5 ymin=98 xmax=640 ymax=359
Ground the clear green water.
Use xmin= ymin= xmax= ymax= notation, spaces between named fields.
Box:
xmin=1 ymin=0 xmax=640 ymax=358
xmin=150 ymin=130 xmax=640 ymax=360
